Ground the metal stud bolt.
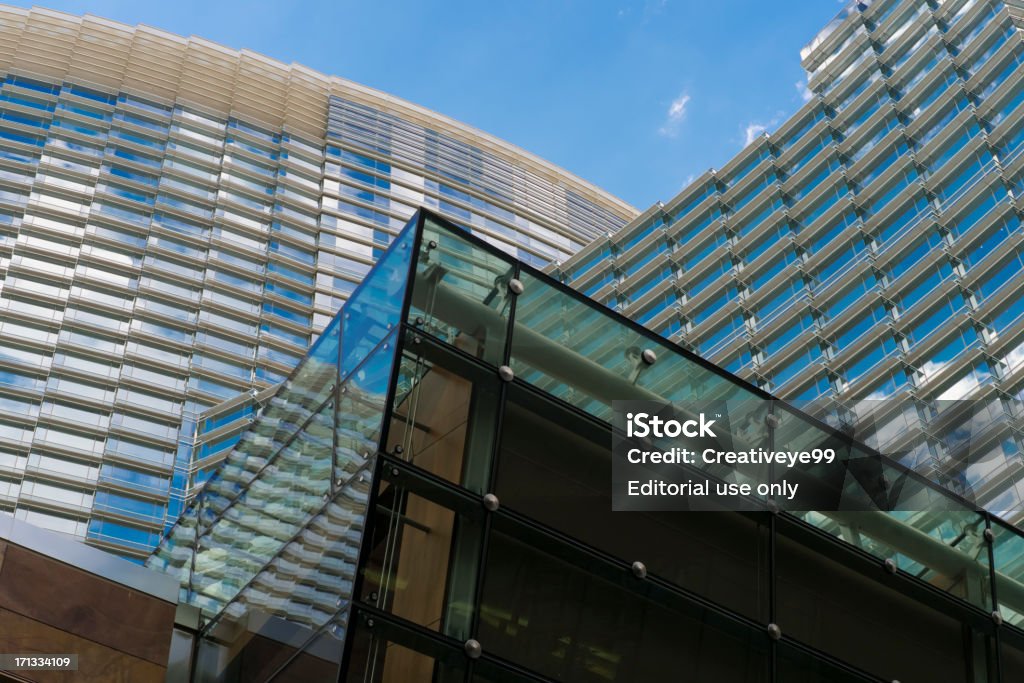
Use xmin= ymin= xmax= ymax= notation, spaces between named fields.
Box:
xmin=641 ymin=349 xmax=657 ymax=365
xmin=427 ymin=240 xmax=438 ymax=250
xmin=483 ymin=493 xmax=500 ymax=512
xmin=993 ymin=610 xmax=1004 ymax=626
xmin=883 ymin=558 xmax=897 ymax=574
xmin=464 ymin=639 xmax=482 ymax=659
xmin=508 ymin=278 xmax=524 ymax=295
xmin=498 ymin=365 xmax=514 ymax=382
xmin=631 ymin=561 xmax=647 ymax=579
xmin=767 ymin=623 xmax=782 ymax=640
xmin=984 ymin=528 xmax=994 ymax=543
xmin=764 ymin=413 xmax=780 ymax=429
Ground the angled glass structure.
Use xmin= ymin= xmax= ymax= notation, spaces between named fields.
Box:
xmin=0 ymin=5 xmax=635 ymax=559
xmin=556 ymin=0 xmax=1024 ymax=520
xmin=152 ymin=209 xmax=1024 ymax=682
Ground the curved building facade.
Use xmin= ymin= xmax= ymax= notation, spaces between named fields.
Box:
xmin=558 ymin=0 xmax=1024 ymax=518
xmin=0 ymin=5 xmax=636 ymax=559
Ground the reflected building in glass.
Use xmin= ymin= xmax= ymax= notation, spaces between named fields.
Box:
xmin=151 ymin=209 xmax=1024 ymax=682
xmin=0 ymin=6 xmax=635 ymax=559
xmin=556 ymin=0 xmax=1024 ymax=519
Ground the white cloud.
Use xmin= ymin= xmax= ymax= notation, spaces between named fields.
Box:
xmin=739 ymin=110 xmax=786 ymax=148
xmin=658 ymin=92 xmax=690 ymax=137
xmin=667 ymin=94 xmax=689 ymax=120
xmin=795 ymin=78 xmax=813 ymax=102
xmin=646 ymin=0 xmax=668 ymax=13
xmin=743 ymin=123 xmax=768 ymax=146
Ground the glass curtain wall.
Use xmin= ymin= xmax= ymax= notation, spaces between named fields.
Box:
xmin=151 ymin=210 xmax=1024 ymax=682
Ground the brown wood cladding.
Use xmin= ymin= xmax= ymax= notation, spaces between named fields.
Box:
xmin=0 ymin=608 xmax=165 ymax=682
xmin=0 ymin=542 xmax=174 ymax=667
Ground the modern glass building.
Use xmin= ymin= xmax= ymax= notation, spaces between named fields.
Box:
xmin=150 ymin=209 xmax=1024 ymax=682
xmin=0 ymin=5 xmax=635 ymax=559
xmin=556 ymin=0 xmax=1024 ymax=519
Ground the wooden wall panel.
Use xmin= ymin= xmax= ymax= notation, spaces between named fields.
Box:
xmin=0 ymin=608 xmax=165 ymax=683
xmin=0 ymin=545 xmax=174 ymax=667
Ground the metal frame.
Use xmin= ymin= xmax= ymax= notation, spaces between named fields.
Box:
xmin=328 ymin=210 xmax=933 ymax=682
xmin=165 ymin=209 xmax=1024 ymax=682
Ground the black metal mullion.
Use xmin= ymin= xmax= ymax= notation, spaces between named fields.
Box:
xmin=769 ymin=510 xmax=778 ymax=683
xmin=768 ymin=401 xmax=778 ymax=683
xmin=987 ymin=511 xmax=1003 ymax=683
xmin=464 ymin=259 xmax=520 ymax=680
xmin=352 ymin=604 xmax=558 ymax=683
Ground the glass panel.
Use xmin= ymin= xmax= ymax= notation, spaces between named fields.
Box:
xmin=190 ymin=398 xmax=336 ymax=616
xmin=218 ymin=473 xmax=370 ymax=630
xmin=793 ymin=505 xmax=991 ymax=610
xmin=478 ymin=525 xmax=769 ymax=682
xmin=510 ymin=269 xmax=749 ymax=422
xmin=343 ymin=611 xmax=466 ymax=683
xmin=776 ymin=642 xmax=877 ymax=682
xmin=776 ymin=532 xmax=969 ymax=683
xmin=154 ymin=213 xmax=417 ymax=621
xmin=335 ymin=331 xmax=397 ymax=482
xmin=387 ymin=334 xmax=501 ymax=491
xmin=184 ymin=321 xmax=401 ymax=618
xmin=359 ymin=485 xmax=480 ymax=638
xmin=769 ymin=404 xmax=960 ymax=513
xmin=147 ymin=497 xmax=200 ymax=603
xmin=1003 ymin=635 xmax=1024 ymax=682
xmin=471 ymin=663 xmax=554 ymax=683
xmin=496 ymin=383 xmax=770 ymax=621
xmin=287 ymin=313 xmax=341 ymax=407
xmin=409 ymin=215 xmax=515 ymax=366
xmin=340 ymin=215 xmax=414 ymax=377
xmin=165 ymin=628 xmax=195 ymax=682
xmin=990 ymin=518 xmax=1024 ymax=625
xmin=196 ymin=614 xmax=345 ymax=682
xmin=267 ymin=620 xmax=345 ymax=682
xmin=198 ymin=323 xmax=342 ymax=527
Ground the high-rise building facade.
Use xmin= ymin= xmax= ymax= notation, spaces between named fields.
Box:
xmin=0 ymin=7 xmax=635 ymax=559
xmin=557 ymin=0 xmax=1024 ymax=518
xmin=150 ymin=209 xmax=1024 ymax=683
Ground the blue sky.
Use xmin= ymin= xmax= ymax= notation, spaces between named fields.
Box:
xmin=10 ymin=1 xmax=843 ymax=210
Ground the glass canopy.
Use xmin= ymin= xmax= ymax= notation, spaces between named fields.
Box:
xmin=149 ymin=209 xmax=1024 ymax=682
